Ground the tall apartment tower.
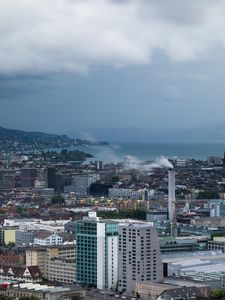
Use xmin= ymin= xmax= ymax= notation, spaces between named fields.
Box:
xmin=47 ymin=167 xmax=56 ymax=189
xmin=21 ymin=168 xmax=38 ymax=188
xmin=76 ymin=212 xmax=118 ymax=290
xmin=118 ymin=222 xmax=163 ymax=296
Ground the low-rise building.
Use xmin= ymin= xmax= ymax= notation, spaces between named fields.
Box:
xmin=34 ymin=230 xmax=63 ymax=246
xmin=136 ymin=279 xmax=210 ymax=300
xmin=208 ymin=237 xmax=225 ymax=253
xmin=15 ymin=230 xmax=37 ymax=246
xmin=0 ymin=248 xmax=25 ymax=267
xmin=157 ymin=286 xmax=202 ymax=300
xmin=48 ymin=257 xmax=76 ymax=284
xmin=0 ymin=283 xmax=85 ymax=300
xmin=26 ymin=244 xmax=75 ymax=280
xmin=0 ymin=266 xmax=42 ymax=283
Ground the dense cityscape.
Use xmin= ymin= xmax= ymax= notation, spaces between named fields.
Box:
xmin=0 ymin=130 xmax=224 ymax=299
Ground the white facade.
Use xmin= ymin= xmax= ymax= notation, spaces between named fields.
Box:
xmin=109 ymin=188 xmax=142 ymax=200
xmin=109 ymin=188 xmax=153 ymax=200
xmin=48 ymin=258 xmax=76 ymax=284
xmin=97 ymin=223 xmax=106 ymax=290
xmin=3 ymin=218 xmax=68 ymax=233
xmin=97 ymin=222 xmax=118 ymax=290
xmin=34 ymin=233 xmax=63 ymax=246
xmin=210 ymin=200 xmax=225 ymax=217
xmin=67 ymin=173 xmax=99 ymax=195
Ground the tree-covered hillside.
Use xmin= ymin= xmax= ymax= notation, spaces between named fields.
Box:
xmin=0 ymin=126 xmax=107 ymax=152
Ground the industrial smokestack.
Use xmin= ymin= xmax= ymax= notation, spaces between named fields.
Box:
xmin=168 ymin=169 xmax=176 ymax=223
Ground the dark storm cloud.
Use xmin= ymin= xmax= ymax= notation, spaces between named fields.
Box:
xmin=0 ymin=75 xmax=52 ymax=99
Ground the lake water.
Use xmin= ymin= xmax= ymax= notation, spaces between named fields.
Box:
xmin=77 ymin=141 xmax=225 ymax=163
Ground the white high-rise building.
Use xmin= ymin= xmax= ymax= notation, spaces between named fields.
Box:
xmin=97 ymin=222 xmax=118 ymax=290
xmin=76 ymin=212 xmax=118 ymax=290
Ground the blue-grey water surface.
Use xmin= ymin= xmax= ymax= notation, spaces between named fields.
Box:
xmin=77 ymin=141 xmax=225 ymax=163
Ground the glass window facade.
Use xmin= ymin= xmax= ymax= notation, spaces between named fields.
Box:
xmin=76 ymin=221 xmax=97 ymax=286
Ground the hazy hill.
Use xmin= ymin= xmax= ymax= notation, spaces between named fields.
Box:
xmin=69 ymin=122 xmax=225 ymax=142
xmin=0 ymin=126 xmax=107 ymax=152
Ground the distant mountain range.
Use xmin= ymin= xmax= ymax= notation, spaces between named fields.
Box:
xmin=68 ymin=122 xmax=225 ymax=143
xmin=0 ymin=126 xmax=108 ymax=152
xmin=69 ymin=122 xmax=225 ymax=143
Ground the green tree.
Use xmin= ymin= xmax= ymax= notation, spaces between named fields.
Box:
xmin=71 ymin=296 xmax=81 ymax=300
xmin=19 ymin=296 xmax=40 ymax=300
xmin=197 ymin=191 xmax=220 ymax=199
xmin=5 ymin=242 xmax=15 ymax=248
xmin=16 ymin=206 xmax=26 ymax=214
xmin=52 ymin=194 xmax=65 ymax=205
xmin=98 ymin=209 xmax=146 ymax=220
xmin=111 ymin=176 xmax=120 ymax=183
xmin=0 ymin=296 xmax=14 ymax=300
xmin=211 ymin=288 xmax=225 ymax=298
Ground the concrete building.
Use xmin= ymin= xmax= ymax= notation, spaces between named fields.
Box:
xmin=21 ymin=168 xmax=38 ymax=188
xmin=15 ymin=230 xmax=37 ymax=246
xmin=76 ymin=212 xmax=118 ymax=290
xmin=48 ymin=257 xmax=76 ymax=284
xmin=157 ymin=286 xmax=202 ymax=300
xmin=109 ymin=187 xmax=147 ymax=200
xmin=191 ymin=216 xmax=225 ymax=228
xmin=64 ymin=221 xmax=76 ymax=235
xmin=71 ymin=173 xmax=99 ymax=195
xmin=34 ymin=230 xmax=63 ymax=246
xmin=146 ymin=211 xmax=167 ymax=222
xmin=47 ymin=167 xmax=56 ymax=189
xmin=4 ymin=218 xmax=68 ymax=233
xmin=118 ymin=221 xmax=163 ymax=296
xmin=37 ymin=168 xmax=47 ymax=188
xmin=0 ymin=283 xmax=85 ymax=300
xmin=159 ymin=237 xmax=199 ymax=254
xmin=0 ymin=248 xmax=26 ymax=267
xmin=3 ymin=228 xmax=16 ymax=245
xmin=26 ymin=244 xmax=75 ymax=279
xmin=162 ymin=251 xmax=225 ymax=288
xmin=210 ymin=200 xmax=225 ymax=217
xmin=208 ymin=237 xmax=225 ymax=253
xmin=136 ymin=280 xmax=209 ymax=300
xmin=54 ymin=172 xmax=64 ymax=193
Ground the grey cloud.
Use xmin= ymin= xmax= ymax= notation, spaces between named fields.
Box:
xmin=162 ymin=85 xmax=182 ymax=101
xmin=0 ymin=0 xmax=225 ymax=75
xmin=0 ymin=75 xmax=53 ymax=99
xmin=179 ymin=73 xmax=209 ymax=80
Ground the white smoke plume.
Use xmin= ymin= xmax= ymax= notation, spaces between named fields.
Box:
xmin=123 ymin=155 xmax=173 ymax=171
xmin=79 ymin=131 xmax=97 ymax=143
xmin=155 ymin=156 xmax=174 ymax=169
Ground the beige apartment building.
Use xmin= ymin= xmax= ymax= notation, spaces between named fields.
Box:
xmin=26 ymin=244 xmax=76 ymax=283
xmin=48 ymin=257 xmax=76 ymax=284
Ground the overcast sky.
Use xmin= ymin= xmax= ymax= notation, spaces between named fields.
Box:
xmin=1 ymin=0 xmax=225 ymax=134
